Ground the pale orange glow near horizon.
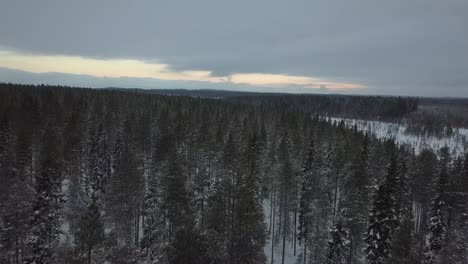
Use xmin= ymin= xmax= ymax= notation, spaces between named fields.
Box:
xmin=0 ymin=49 xmax=365 ymax=90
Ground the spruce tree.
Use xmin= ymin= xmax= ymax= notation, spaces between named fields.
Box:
xmin=0 ymin=119 xmax=31 ymax=263
xmin=205 ymin=170 xmax=229 ymax=263
xmin=389 ymin=158 xmax=416 ymax=264
xmin=140 ymin=174 xmax=168 ymax=264
xmin=232 ymin=133 xmax=267 ymax=264
xmin=364 ymin=153 xmax=399 ymax=264
xmin=76 ymin=197 xmax=105 ymax=264
xmin=343 ymin=133 xmax=371 ymax=262
xmin=165 ymin=153 xmax=192 ymax=235
xmin=1 ymin=175 xmax=33 ymax=263
xmin=26 ymin=127 xmax=63 ymax=264
xmin=87 ymin=123 xmax=110 ymax=196
xmin=166 ymin=223 xmax=209 ymax=264
xmin=424 ymin=148 xmax=450 ymax=264
xmin=278 ymin=138 xmax=293 ymax=264
xmin=108 ymin=142 xmax=143 ymax=245
xmin=298 ymin=139 xmax=317 ymax=264
xmin=327 ymin=221 xmax=349 ymax=264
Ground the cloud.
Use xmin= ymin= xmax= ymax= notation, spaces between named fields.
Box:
xmin=0 ymin=67 xmax=345 ymax=94
xmin=0 ymin=49 xmax=363 ymax=90
xmin=0 ymin=0 xmax=467 ymax=96
xmin=229 ymin=73 xmax=361 ymax=90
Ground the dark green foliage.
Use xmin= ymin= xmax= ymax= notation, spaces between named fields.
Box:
xmin=166 ymin=225 xmax=209 ymax=264
xmin=26 ymin=127 xmax=63 ymax=264
xmin=365 ymin=153 xmax=400 ymax=263
xmin=140 ymin=174 xmax=168 ymax=263
xmin=76 ymin=197 xmax=105 ymax=264
xmin=327 ymin=222 xmax=349 ymax=264
xmin=342 ymin=133 xmax=371 ymax=262
xmin=0 ymin=83 xmax=466 ymax=264
xmin=424 ymin=148 xmax=450 ymax=264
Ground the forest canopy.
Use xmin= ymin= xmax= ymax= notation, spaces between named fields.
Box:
xmin=0 ymin=83 xmax=467 ymax=264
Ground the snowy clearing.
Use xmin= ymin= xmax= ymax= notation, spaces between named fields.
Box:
xmin=328 ymin=117 xmax=468 ymax=156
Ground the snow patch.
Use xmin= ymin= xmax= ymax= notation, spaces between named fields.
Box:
xmin=328 ymin=117 xmax=468 ymax=156
xmin=263 ymin=200 xmax=302 ymax=264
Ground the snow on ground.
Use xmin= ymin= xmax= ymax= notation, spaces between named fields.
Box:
xmin=328 ymin=117 xmax=468 ymax=156
xmin=60 ymin=178 xmax=71 ymax=244
xmin=263 ymin=200 xmax=302 ymax=264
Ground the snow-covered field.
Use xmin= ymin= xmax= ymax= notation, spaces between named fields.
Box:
xmin=328 ymin=117 xmax=468 ymax=156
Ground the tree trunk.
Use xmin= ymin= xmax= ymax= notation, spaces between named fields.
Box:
xmin=271 ymin=187 xmax=276 ymax=264
xmin=230 ymin=177 xmax=236 ymax=264
xmin=15 ymin=202 xmax=19 ymax=264
xmin=333 ymin=171 xmax=339 ymax=222
xmin=314 ymin=216 xmax=319 ymax=263
xmin=201 ymin=194 xmax=204 ymax=233
xmin=87 ymin=246 xmax=92 ymax=264
xmin=294 ymin=185 xmax=297 ymax=257
xmin=15 ymin=233 xmax=19 ymax=264
xmin=269 ymin=192 xmax=274 ymax=234
xmin=135 ymin=205 xmax=140 ymax=246
xmin=281 ymin=187 xmax=288 ymax=264
xmin=303 ymin=234 xmax=307 ymax=264
xmin=293 ymin=207 xmax=297 ymax=257
xmin=20 ymin=230 xmax=25 ymax=263
xmin=347 ymin=240 xmax=353 ymax=264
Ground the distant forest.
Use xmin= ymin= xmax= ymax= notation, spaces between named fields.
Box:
xmin=119 ymin=87 xmax=468 ymax=136
xmin=1 ymin=83 xmax=467 ymax=264
xmin=113 ymin=87 xmax=420 ymax=120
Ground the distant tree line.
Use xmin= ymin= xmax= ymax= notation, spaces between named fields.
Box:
xmin=117 ymin=88 xmax=420 ymax=120
xmin=406 ymin=104 xmax=468 ymax=137
xmin=229 ymin=94 xmax=419 ymax=120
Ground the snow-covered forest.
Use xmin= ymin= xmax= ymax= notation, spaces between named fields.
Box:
xmin=327 ymin=117 xmax=468 ymax=156
xmin=1 ymin=83 xmax=468 ymax=264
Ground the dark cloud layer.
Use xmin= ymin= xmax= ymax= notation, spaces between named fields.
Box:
xmin=1 ymin=0 xmax=467 ymax=96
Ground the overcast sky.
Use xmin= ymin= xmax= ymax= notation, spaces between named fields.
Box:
xmin=1 ymin=0 xmax=467 ymax=97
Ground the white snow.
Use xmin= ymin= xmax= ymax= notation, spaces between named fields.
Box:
xmin=327 ymin=117 xmax=468 ymax=156
xmin=60 ymin=178 xmax=71 ymax=244
xmin=263 ymin=200 xmax=302 ymax=264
